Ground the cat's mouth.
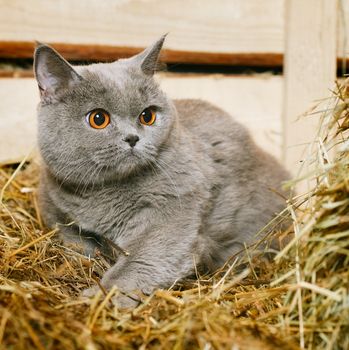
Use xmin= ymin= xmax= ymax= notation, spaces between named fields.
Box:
xmin=91 ymin=148 xmax=144 ymax=170
xmin=91 ymin=150 xmax=151 ymax=182
xmin=120 ymin=147 xmax=141 ymax=159
xmin=92 ymin=146 xmax=139 ymax=163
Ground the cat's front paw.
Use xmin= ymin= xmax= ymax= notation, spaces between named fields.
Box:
xmin=82 ymin=286 xmax=141 ymax=310
xmin=82 ymin=286 xmax=99 ymax=298
xmin=112 ymin=293 xmax=140 ymax=309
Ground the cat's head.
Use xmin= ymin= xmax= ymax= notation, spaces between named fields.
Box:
xmin=34 ymin=35 xmax=177 ymax=185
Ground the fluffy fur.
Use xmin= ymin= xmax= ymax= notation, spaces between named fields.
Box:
xmin=34 ymin=36 xmax=290 ymax=307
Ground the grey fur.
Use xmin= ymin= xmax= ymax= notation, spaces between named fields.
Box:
xmin=34 ymin=37 xmax=290 ymax=308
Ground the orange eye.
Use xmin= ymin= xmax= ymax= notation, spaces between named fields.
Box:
xmin=139 ymin=108 xmax=156 ymax=126
xmin=87 ymin=109 xmax=110 ymax=129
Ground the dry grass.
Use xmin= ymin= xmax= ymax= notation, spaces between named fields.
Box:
xmin=1 ymin=80 xmax=349 ymax=349
xmin=274 ymin=80 xmax=349 ymax=350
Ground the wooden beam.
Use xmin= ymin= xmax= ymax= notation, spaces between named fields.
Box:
xmin=282 ymin=0 xmax=337 ymax=172
xmin=0 ymin=41 xmax=283 ymax=67
xmin=337 ymin=0 xmax=349 ymax=73
xmin=0 ymin=70 xmax=34 ymax=78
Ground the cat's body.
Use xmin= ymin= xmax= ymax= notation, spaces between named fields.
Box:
xmin=35 ymin=37 xmax=289 ymax=307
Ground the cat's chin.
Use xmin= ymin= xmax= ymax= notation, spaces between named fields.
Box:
xmin=45 ymin=148 xmax=154 ymax=188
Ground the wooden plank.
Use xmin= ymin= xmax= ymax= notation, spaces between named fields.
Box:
xmin=0 ymin=69 xmax=34 ymax=78
xmin=0 ymin=74 xmax=283 ymax=164
xmin=282 ymin=0 xmax=337 ymax=172
xmin=0 ymin=41 xmax=283 ymax=66
xmin=0 ymin=0 xmax=285 ymax=63
xmin=0 ymin=78 xmax=40 ymax=164
xmin=338 ymin=0 xmax=349 ymax=72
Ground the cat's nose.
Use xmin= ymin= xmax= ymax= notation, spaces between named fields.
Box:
xmin=123 ymin=134 xmax=140 ymax=148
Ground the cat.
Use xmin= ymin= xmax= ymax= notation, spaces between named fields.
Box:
xmin=34 ymin=35 xmax=290 ymax=308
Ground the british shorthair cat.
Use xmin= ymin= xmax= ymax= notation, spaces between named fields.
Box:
xmin=34 ymin=36 xmax=289 ymax=308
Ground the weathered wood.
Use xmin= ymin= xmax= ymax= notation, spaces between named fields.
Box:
xmin=1 ymin=0 xmax=348 ymax=69
xmin=0 ymin=78 xmax=40 ymax=164
xmin=0 ymin=74 xmax=283 ymax=164
xmin=0 ymin=41 xmax=283 ymax=66
xmin=0 ymin=69 xmax=34 ymax=78
xmin=282 ymin=0 xmax=337 ymax=172
xmin=338 ymin=0 xmax=349 ymax=73
xmin=0 ymin=0 xmax=285 ymax=64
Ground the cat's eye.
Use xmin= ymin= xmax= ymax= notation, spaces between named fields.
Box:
xmin=86 ymin=109 xmax=110 ymax=129
xmin=139 ymin=108 xmax=156 ymax=126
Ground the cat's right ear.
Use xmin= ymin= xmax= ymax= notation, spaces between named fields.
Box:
xmin=131 ymin=35 xmax=167 ymax=76
xmin=34 ymin=44 xmax=82 ymax=99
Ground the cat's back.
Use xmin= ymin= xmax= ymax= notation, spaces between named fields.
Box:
xmin=174 ymin=99 xmax=249 ymax=145
xmin=173 ymin=98 xmax=289 ymax=188
xmin=173 ymin=99 xmax=289 ymax=267
xmin=173 ymin=98 xmax=257 ymax=170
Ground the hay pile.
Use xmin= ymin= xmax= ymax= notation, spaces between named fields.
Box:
xmin=0 ymin=81 xmax=348 ymax=349
xmin=274 ymin=81 xmax=349 ymax=350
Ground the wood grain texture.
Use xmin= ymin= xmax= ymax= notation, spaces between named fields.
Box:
xmin=0 ymin=74 xmax=283 ymax=164
xmin=0 ymin=41 xmax=283 ymax=66
xmin=1 ymin=0 xmax=348 ymax=68
xmin=0 ymin=0 xmax=285 ymax=59
xmin=282 ymin=0 xmax=337 ymax=172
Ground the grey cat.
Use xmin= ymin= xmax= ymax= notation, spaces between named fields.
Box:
xmin=34 ymin=36 xmax=289 ymax=308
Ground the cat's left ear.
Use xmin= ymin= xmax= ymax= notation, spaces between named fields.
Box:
xmin=134 ymin=34 xmax=167 ymax=76
xmin=34 ymin=43 xmax=82 ymax=99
